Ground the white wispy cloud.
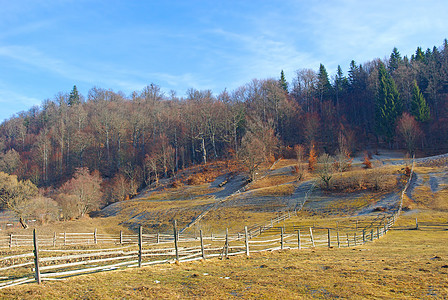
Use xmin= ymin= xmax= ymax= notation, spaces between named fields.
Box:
xmin=207 ymin=28 xmax=321 ymax=89
xmin=0 ymin=44 xmax=210 ymax=96
xmin=302 ymin=0 xmax=448 ymax=70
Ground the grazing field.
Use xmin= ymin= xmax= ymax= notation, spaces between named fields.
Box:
xmin=0 ymin=211 xmax=447 ymax=299
xmin=0 ymin=153 xmax=447 ymax=298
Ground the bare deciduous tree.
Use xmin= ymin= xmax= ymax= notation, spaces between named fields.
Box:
xmin=397 ymin=112 xmax=422 ymax=155
xmin=316 ymin=153 xmax=335 ymax=189
xmin=58 ymin=167 xmax=103 ymax=218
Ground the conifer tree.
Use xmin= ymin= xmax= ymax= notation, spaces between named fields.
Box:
xmin=279 ymin=70 xmax=288 ymax=92
xmin=410 ymin=80 xmax=430 ymax=122
xmin=334 ymin=65 xmax=346 ymax=114
xmin=68 ymin=85 xmax=80 ymax=106
xmin=413 ymin=47 xmax=425 ymax=62
xmin=388 ymin=47 xmax=402 ymax=72
xmin=347 ymin=60 xmax=359 ymax=85
xmin=317 ymin=64 xmax=332 ymax=102
xmin=375 ymin=63 xmax=402 ymax=144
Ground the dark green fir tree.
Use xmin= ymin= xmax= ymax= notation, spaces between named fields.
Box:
xmin=279 ymin=70 xmax=288 ymax=92
xmin=375 ymin=63 xmax=402 ymax=144
xmin=317 ymin=64 xmax=332 ymax=101
xmin=68 ymin=85 xmax=80 ymax=106
xmin=388 ymin=47 xmax=402 ymax=72
xmin=410 ymin=80 xmax=430 ymax=122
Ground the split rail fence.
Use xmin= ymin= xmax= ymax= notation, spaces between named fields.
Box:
xmin=0 ymin=216 xmax=400 ymax=290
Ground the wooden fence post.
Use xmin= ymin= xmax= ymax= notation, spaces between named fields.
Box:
xmin=64 ymin=231 xmax=66 ymax=246
xmin=119 ymin=231 xmax=123 ymax=245
xmin=9 ymin=233 xmax=13 ymax=248
xmin=53 ymin=232 xmax=56 ymax=247
xmin=346 ymin=233 xmax=350 ymax=247
xmin=354 ymin=232 xmax=357 ymax=246
xmin=200 ymin=229 xmax=205 ymax=260
xmin=327 ymin=228 xmax=331 ymax=248
xmin=377 ymin=227 xmax=380 ymax=239
xmin=356 ymin=219 xmax=358 ymax=231
xmin=309 ymin=227 xmax=315 ymax=247
xmin=94 ymin=228 xmax=97 ymax=244
xmin=245 ymin=226 xmax=250 ymax=257
xmin=157 ymin=232 xmax=160 ymax=244
xmin=370 ymin=229 xmax=373 ymax=241
xmin=280 ymin=227 xmax=284 ymax=250
xmin=225 ymin=228 xmax=229 ymax=259
xmin=33 ymin=229 xmax=41 ymax=284
xmin=362 ymin=229 xmax=366 ymax=244
xmin=337 ymin=229 xmax=340 ymax=248
xmin=138 ymin=225 xmax=143 ymax=268
xmin=297 ymin=229 xmax=301 ymax=250
xmin=415 ymin=218 xmax=418 ymax=230
xmin=173 ymin=220 xmax=179 ymax=262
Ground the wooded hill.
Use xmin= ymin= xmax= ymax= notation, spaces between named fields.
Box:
xmin=1 ymin=39 xmax=447 ymax=220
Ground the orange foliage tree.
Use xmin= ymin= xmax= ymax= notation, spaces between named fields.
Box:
xmin=308 ymin=143 xmax=317 ymax=171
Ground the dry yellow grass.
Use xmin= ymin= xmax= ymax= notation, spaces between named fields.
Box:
xmin=1 ymin=211 xmax=447 ymax=299
xmin=2 ymin=215 xmax=133 ymax=237
xmin=250 ymin=183 xmax=295 ymax=197
xmin=270 ymin=159 xmax=297 ymax=170
xmin=324 ymin=193 xmax=380 ymax=213
xmin=410 ymin=186 xmax=448 ymax=211
xmin=249 ymin=174 xmax=297 ymax=190
xmin=139 ymin=184 xmax=219 ymax=201
xmin=191 ymin=207 xmax=275 ymax=235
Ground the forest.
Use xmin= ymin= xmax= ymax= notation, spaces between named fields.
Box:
xmin=1 ymin=39 xmax=447 ymax=225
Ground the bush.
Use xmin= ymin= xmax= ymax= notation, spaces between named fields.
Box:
xmin=24 ymin=196 xmax=60 ymax=224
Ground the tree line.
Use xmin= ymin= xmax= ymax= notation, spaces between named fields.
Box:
xmin=1 ymin=39 xmax=447 ymax=223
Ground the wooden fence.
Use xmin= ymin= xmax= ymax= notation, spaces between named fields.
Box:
xmin=0 ymin=215 xmax=402 ymax=290
xmin=0 ymin=160 xmax=418 ymax=290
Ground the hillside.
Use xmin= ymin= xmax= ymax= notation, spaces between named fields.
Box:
xmin=0 ymin=151 xmax=447 ymax=298
xmin=94 ymin=150 xmax=408 ymax=234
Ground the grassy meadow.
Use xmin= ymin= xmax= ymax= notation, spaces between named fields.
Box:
xmin=1 ymin=158 xmax=447 ymax=298
xmin=0 ymin=210 xmax=447 ymax=299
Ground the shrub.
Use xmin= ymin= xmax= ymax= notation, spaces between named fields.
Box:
xmin=362 ymin=152 xmax=372 ymax=169
xmin=328 ymin=168 xmax=397 ymax=192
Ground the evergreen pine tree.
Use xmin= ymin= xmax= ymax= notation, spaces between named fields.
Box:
xmin=348 ymin=60 xmax=359 ymax=85
xmin=414 ymin=47 xmax=425 ymax=62
xmin=375 ymin=63 xmax=402 ymax=144
xmin=317 ymin=64 xmax=332 ymax=101
xmin=334 ymin=65 xmax=347 ymax=113
xmin=388 ymin=47 xmax=402 ymax=72
xmin=68 ymin=85 xmax=80 ymax=106
xmin=279 ymin=70 xmax=288 ymax=92
xmin=410 ymin=80 xmax=430 ymax=122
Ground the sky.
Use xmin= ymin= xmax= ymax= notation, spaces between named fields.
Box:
xmin=1 ymin=0 xmax=447 ymax=122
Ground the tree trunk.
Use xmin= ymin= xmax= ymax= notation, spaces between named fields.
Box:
xmin=201 ymin=138 xmax=207 ymax=164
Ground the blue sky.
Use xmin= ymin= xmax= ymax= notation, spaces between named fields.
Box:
xmin=1 ymin=0 xmax=447 ymax=122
